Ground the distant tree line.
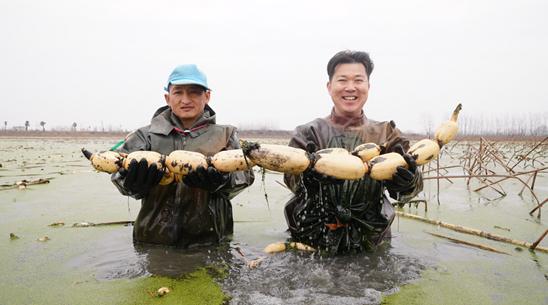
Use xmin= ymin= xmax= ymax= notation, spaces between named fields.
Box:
xmin=1 ymin=121 xmax=130 ymax=133
xmin=238 ymin=121 xmax=281 ymax=131
xmin=420 ymin=111 xmax=548 ymax=138
xmin=3 ymin=112 xmax=548 ymax=138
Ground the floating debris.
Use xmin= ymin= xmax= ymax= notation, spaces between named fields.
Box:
xmin=70 ymin=221 xmax=133 ymax=227
xmin=495 ymin=225 xmax=511 ymax=232
xmin=290 ymin=242 xmax=317 ymax=252
xmin=1 ymin=178 xmax=52 ymax=190
xmin=37 ymin=237 xmax=50 ymax=242
xmin=10 ymin=233 xmax=19 ymax=239
xmin=236 ymin=248 xmax=264 ymax=270
xmin=94 ymin=221 xmax=133 ymax=226
xmin=73 ymin=222 xmax=93 ymax=227
xmin=248 ymin=257 xmax=266 ymax=270
xmin=263 ymin=241 xmax=317 ymax=253
xmin=70 ymin=169 xmax=93 ymax=174
xmin=49 ymin=222 xmax=65 ymax=227
xmin=157 ymin=287 xmax=171 ymax=296
xmin=264 ymin=242 xmax=286 ymax=253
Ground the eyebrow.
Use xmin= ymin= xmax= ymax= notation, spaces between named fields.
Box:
xmin=336 ymin=73 xmax=366 ymax=78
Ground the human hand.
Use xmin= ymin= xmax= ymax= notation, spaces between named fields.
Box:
xmin=120 ymin=158 xmax=165 ymax=190
xmin=383 ymin=144 xmax=420 ymax=193
xmin=302 ymin=141 xmax=345 ymax=188
xmin=182 ymin=164 xmax=231 ymax=193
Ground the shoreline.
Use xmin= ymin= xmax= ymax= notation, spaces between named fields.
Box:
xmin=0 ymin=130 xmax=293 ymax=141
xmin=1 ymin=130 xmax=545 ymax=142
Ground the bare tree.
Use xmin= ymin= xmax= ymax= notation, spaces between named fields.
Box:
xmin=40 ymin=121 xmax=46 ymax=131
xmin=421 ymin=112 xmax=434 ymax=136
xmin=25 ymin=121 xmax=30 ymax=131
xmin=447 ymin=111 xmax=548 ymax=138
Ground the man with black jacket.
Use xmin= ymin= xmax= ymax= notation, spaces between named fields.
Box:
xmin=284 ymin=51 xmax=422 ymax=254
xmin=112 ymin=64 xmax=254 ymax=248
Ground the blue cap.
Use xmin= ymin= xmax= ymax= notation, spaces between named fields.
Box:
xmin=164 ymin=64 xmax=211 ymax=92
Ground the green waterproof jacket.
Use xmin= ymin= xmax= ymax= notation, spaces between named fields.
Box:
xmin=112 ymin=105 xmax=254 ymax=248
xmin=284 ymin=108 xmax=423 ymax=254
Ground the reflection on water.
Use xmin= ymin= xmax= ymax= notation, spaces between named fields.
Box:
xmin=69 ymin=228 xmax=237 ymax=281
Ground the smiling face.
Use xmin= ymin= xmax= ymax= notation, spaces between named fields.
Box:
xmin=327 ymin=63 xmax=370 ymax=117
xmin=165 ymin=84 xmax=210 ymax=128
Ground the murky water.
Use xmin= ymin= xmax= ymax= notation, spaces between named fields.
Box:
xmin=1 ymin=138 xmax=548 ymax=304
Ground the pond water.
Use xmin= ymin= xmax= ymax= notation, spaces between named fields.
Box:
xmin=1 ymin=137 xmax=548 ymax=304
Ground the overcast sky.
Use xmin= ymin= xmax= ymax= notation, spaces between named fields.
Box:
xmin=1 ymin=0 xmax=547 ymax=134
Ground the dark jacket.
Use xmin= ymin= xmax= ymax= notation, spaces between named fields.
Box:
xmin=112 ymin=105 xmax=254 ymax=248
xmin=284 ymin=108 xmax=422 ymax=254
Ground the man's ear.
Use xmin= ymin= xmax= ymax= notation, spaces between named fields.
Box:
xmin=326 ymin=81 xmax=331 ymax=94
xmin=164 ymin=93 xmax=170 ymax=106
xmin=204 ymin=91 xmax=211 ymax=105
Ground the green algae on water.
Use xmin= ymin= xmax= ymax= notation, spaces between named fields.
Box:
xmin=381 ymin=259 xmax=548 ymax=305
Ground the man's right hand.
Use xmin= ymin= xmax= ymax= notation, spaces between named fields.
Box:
xmin=119 ymin=158 xmax=164 ymax=191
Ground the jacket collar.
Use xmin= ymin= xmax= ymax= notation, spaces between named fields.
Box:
xmin=149 ymin=104 xmax=217 ymax=137
xmin=326 ymin=107 xmax=369 ymax=131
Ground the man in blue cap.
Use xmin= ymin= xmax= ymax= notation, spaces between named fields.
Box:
xmin=111 ymin=64 xmax=254 ymax=248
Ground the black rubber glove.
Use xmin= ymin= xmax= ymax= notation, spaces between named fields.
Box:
xmin=119 ymin=158 xmax=164 ymax=191
xmin=384 ymin=144 xmax=420 ymax=194
xmin=302 ymin=141 xmax=344 ymax=189
xmin=182 ymin=164 xmax=231 ymax=193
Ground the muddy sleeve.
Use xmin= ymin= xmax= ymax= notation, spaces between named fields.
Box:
xmin=397 ymin=174 xmax=424 ymax=203
xmin=283 ymin=125 xmax=322 ymax=194
xmin=383 ymin=131 xmax=424 ymax=203
xmin=110 ymin=129 xmax=152 ymax=200
xmin=381 ymin=125 xmax=410 ymax=152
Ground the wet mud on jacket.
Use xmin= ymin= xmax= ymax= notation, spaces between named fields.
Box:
xmin=112 ymin=105 xmax=254 ymax=248
xmin=284 ymin=108 xmax=423 ymax=254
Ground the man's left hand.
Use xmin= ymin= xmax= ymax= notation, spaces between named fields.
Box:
xmin=302 ymin=141 xmax=344 ymax=189
xmin=182 ymin=165 xmax=231 ymax=193
xmin=384 ymin=144 xmax=420 ymax=194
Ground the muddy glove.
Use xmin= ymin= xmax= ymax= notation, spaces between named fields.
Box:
xmin=384 ymin=144 xmax=420 ymax=198
xmin=182 ymin=164 xmax=231 ymax=193
xmin=119 ymin=158 xmax=164 ymax=191
xmin=302 ymin=141 xmax=344 ymax=189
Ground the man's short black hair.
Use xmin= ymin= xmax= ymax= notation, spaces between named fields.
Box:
xmin=327 ymin=50 xmax=374 ymax=82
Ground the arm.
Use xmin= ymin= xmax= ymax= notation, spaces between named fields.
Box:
xmin=110 ymin=130 xmax=157 ymax=200
xmin=383 ymin=143 xmax=424 ymax=203
xmin=379 ymin=125 xmax=424 ymax=202
xmin=283 ymin=124 xmax=328 ymax=195
xmin=284 ymin=129 xmax=314 ymax=195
